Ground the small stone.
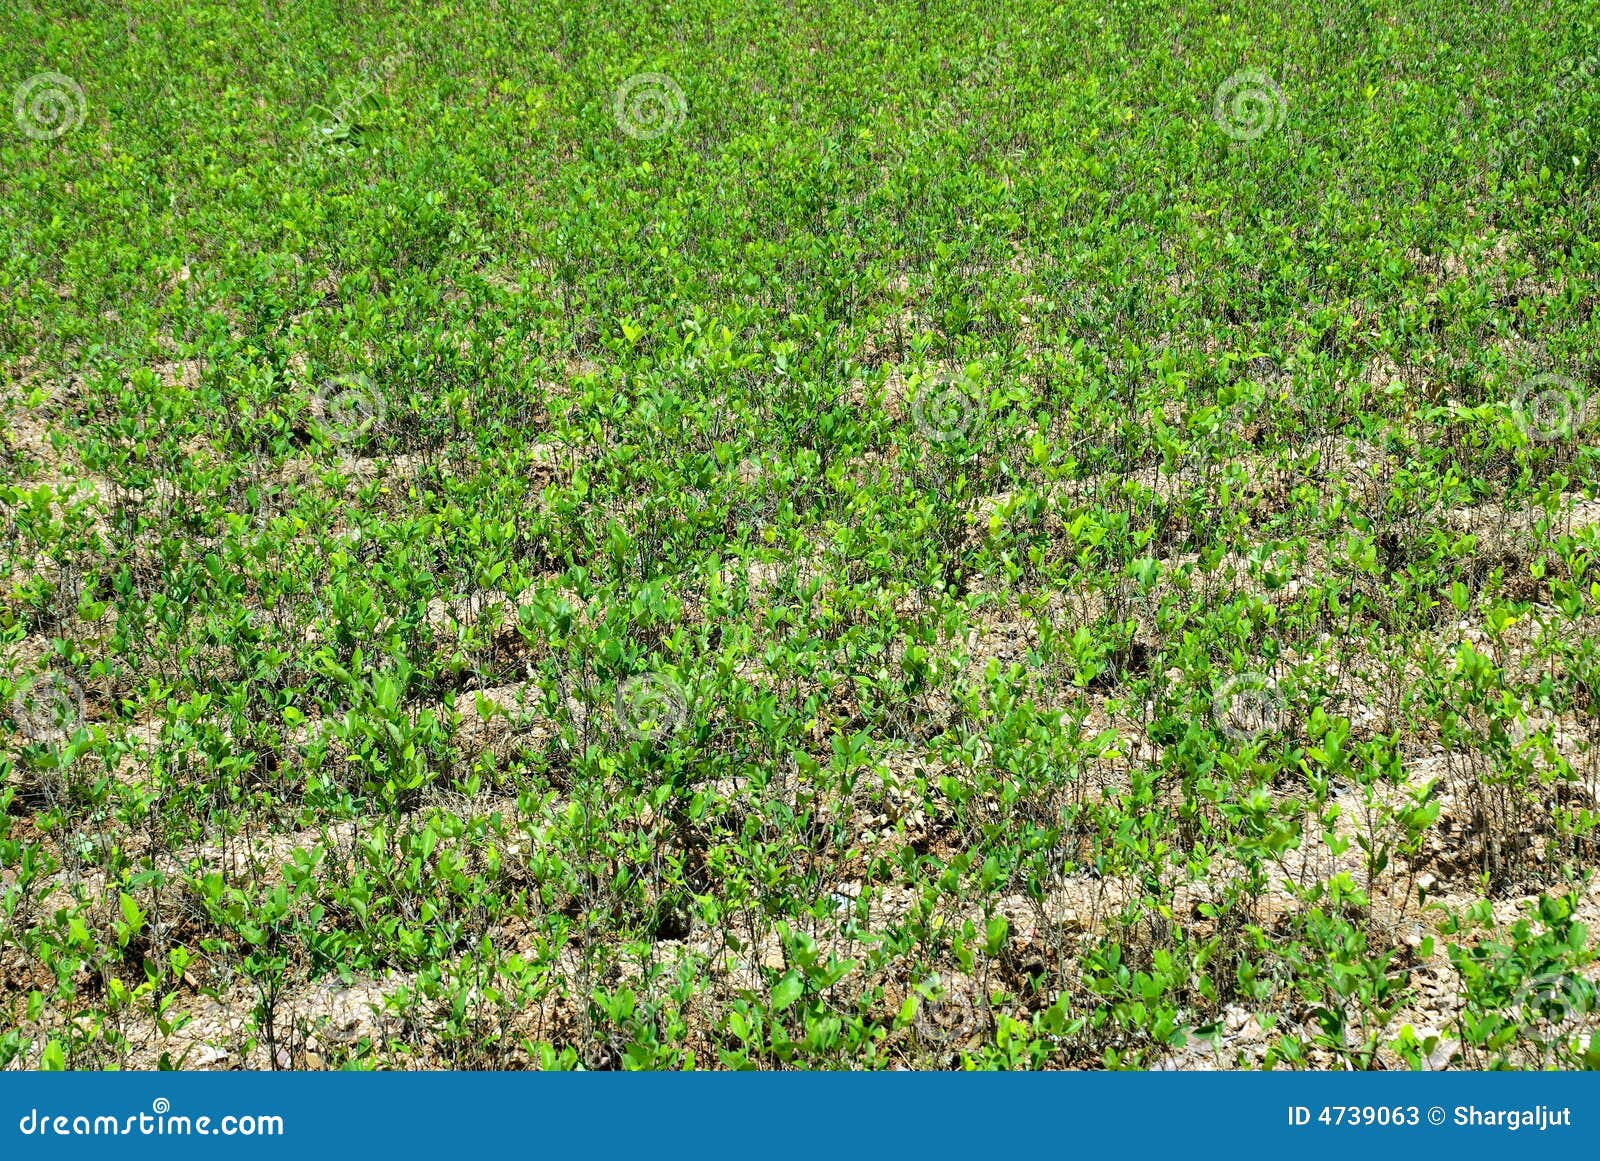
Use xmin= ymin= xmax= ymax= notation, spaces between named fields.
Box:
xmin=188 ymin=1045 xmax=228 ymax=1069
xmin=1424 ymin=1038 xmax=1459 ymax=1071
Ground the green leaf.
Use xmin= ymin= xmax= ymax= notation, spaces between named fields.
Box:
xmin=770 ymin=971 xmax=804 ymax=1011
xmin=119 ymin=892 xmax=145 ymax=932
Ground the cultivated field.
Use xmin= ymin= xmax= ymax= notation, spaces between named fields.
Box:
xmin=3 ymin=0 xmax=1600 ymax=1070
